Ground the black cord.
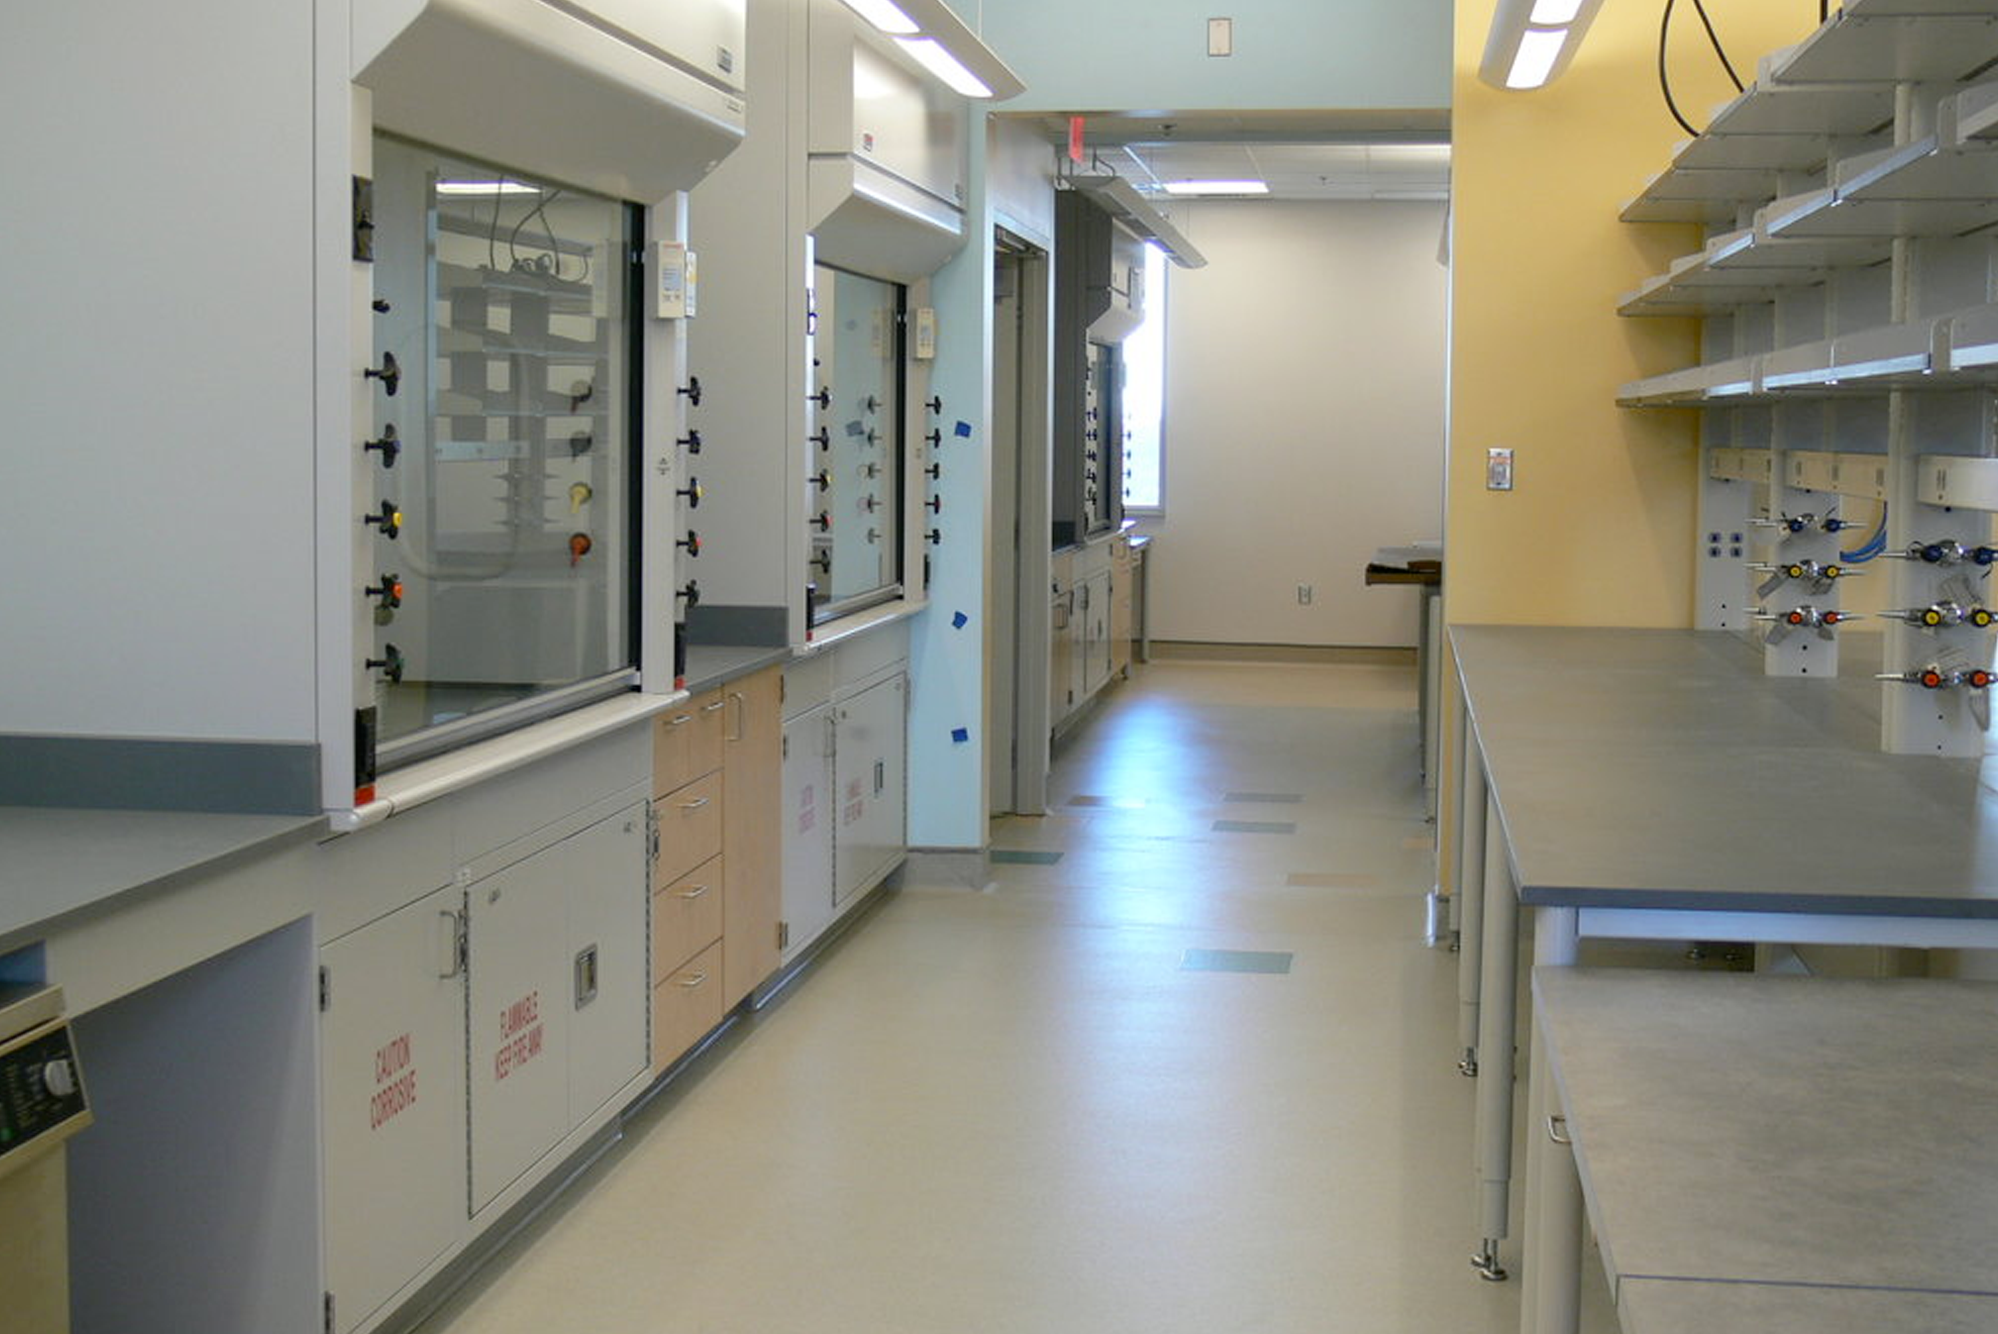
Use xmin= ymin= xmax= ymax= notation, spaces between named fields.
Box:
xmin=509 ymin=189 xmax=566 ymax=280
xmin=488 ymin=175 xmax=506 ymax=271
xmin=1659 ymin=0 xmax=1700 ymax=136
xmin=1690 ymin=0 xmax=1744 ymax=93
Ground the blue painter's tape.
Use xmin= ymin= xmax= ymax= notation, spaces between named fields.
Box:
xmin=954 ymin=420 xmax=973 ymax=438
xmin=844 ymin=420 xmax=865 ymax=437
xmin=952 ymin=610 xmax=968 ymax=629
xmin=951 ymin=727 xmax=970 ymax=744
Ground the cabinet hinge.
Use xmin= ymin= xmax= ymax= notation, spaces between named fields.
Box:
xmin=782 ymin=733 xmax=789 ymax=760
xmin=324 ymin=1291 xmax=336 ymax=1334
xmin=778 ymin=921 xmax=790 ymax=950
xmin=318 ymin=966 xmax=331 ymax=1013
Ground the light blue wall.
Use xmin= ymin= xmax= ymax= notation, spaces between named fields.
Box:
xmin=965 ymin=0 xmax=1451 ymax=112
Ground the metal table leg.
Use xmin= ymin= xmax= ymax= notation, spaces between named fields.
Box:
xmin=1456 ymin=720 xmax=1487 ymax=1077
xmin=1472 ymin=790 xmax=1518 ymax=1281
xmin=1522 ymin=909 xmax=1581 ymax=1334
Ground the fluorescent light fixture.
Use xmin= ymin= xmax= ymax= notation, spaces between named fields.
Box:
xmin=435 ymin=180 xmax=542 ymax=196
xmin=1162 ymin=179 xmax=1271 ymax=196
xmin=895 ymin=37 xmax=992 ymax=98
xmin=1479 ymin=0 xmax=1606 ymax=91
xmin=1069 ymin=173 xmax=1207 ymax=269
xmin=837 ymin=0 xmax=920 ymax=35
xmin=839 ymin=0 xmax=1026 ymax=100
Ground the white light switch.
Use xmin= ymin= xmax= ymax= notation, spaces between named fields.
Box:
xmin=1487 ymin=448 xmax=1515 ymax=491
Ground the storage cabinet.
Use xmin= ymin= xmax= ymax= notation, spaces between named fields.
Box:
xmin=833 ymin=672 xmax=907 ymax=907
xmin=1111 ymin=536 xmax=1135 ymax=678
xmin=781 ymin=701 xmax=837 ymax=963
xmin=320 ymin=884 xmax=467 ymax=1334
xmin=469 ymin=805 xmax=647 ymax=1212
xmin=650 ymin=665 xmax=783 ymax=1070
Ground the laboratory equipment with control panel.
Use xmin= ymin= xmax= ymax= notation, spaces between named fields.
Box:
xmin=0 ymin=985 xmax=90 ymax=1334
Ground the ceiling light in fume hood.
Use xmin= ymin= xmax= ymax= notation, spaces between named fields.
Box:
xmin=839 ymin=0 xmax=920 ymax=34
xmin=435 ymin=180 xmax=542 ymax=196
xmin=1161 ymin=179 xmax=1270 ymax=196
xmin=896 ymin=37 xmax=992 ymax=98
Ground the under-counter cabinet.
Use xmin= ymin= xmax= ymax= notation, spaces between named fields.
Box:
xmin=832 ymin=672 xmax=907 ymax=908
xmin=650 ymin=665 xmax=783 ymax=1071
xmin=319 ymin=800 xmax=648 ymax=1334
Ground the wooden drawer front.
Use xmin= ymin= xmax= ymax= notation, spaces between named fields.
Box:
xmin=652 ymin=940 xmax=724 ymax=1072
xmin=654 ymin=772 xmax=723 ymax=885
xmin=652 ymin=854 xmax=723 ymax=982
xmin=653 ymin=689 xmax=726 ymax=796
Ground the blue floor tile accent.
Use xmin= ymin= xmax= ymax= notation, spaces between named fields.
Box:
xmin=1181 ymin=949 xmax=1295 ymax=975
xmin=1212 ymin=819 xmax=1298 ymax=835
xmin=991 ymin=849 xmax=1064 ymax=865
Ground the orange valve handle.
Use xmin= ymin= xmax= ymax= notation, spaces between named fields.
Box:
xmin=568 ymin=533 xmax=593 ymax=567
xmin=366 ymin=574 xmax=404 ymax=609
xmin=676 ymin=529 xmax=702 ymax=556
xmin=1971 ymin=670 xmax=1995 ymax=690
xmin=1921 ymin=669 xmax=1946 ymax=689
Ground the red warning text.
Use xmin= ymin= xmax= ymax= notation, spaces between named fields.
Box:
xmin=495 ymin=990 xmax=544 ymax=1081
xmin=369 ymin=1032 xmax=417 ymax=1131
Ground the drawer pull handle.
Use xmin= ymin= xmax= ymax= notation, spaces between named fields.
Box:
xmin=677 ymin=972 xmax=708 ymax=989
xmin=1547 ymin=1114 xmax=1572 ymax=1146
xmin=668 ymin=714 xmax=693 ymax=727
xmin=676 ymin=884 xmax=711 ymax=900
xmin=702 ymin=699 xmax=727 ymax=714
xmin=678 ymin=796 xmax=711 ymax=811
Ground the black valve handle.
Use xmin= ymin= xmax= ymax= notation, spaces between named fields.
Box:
xmin=364 ymin=351 xmax=401 ymax=397
xmin=809 ymin=470 xmax=831 ymax=491
xmin=364 ymin=643 xmax=405 ymax=684
xmin=926 ymin=496 xmax=942 ymax=514
xmin=676 ymin=580 xmax=701 ymax=608
xmin=366 ymin=574 xmax=404 ymax=609
xmin=365 ymin=500 xmax=403 ymax=540
xmin=677 ymin=429 xmax=702 ymax=455
xmin=924 ymin=395 xmax=942 ymax=415
xmin=677 ymin=529 xmax=702 ymax=557
xmin=926 ymin=528 xmax=942 ymax=545
xmin=812 ymin=512 xmax=832 ymax=532
xmin=810 ymin=386 xmax=832 ymax=409
xmin=364 ymin=424 xmax=401 ymax=468
xmin=926 ymin=429 xmax=942 ymax=448
xmin=678 ymin=376 xmax=702 ymax=407
xmin=677 ymin=478 xmax=703 ymax=509
xmin=371 ymin=298 xmax=391 ymax=314
xmin=810 ymin=428 xmax=830 ymax=452
xmin=926 ymin=462 xmax=941 ymax=480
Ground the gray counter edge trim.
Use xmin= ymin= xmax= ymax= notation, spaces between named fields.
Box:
xmin=0 ymin=736 xmax=322 ymax=815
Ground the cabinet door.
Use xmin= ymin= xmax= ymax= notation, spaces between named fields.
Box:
xmin=565 ymin=805 xmax=648 ymax=1127
xmin=1083 ymin=570 xmax=1113 ymax=694
xmin=834 ymin=673 xmax=907 ymax=906
xmin=781 ymin=703 xmax=837 ymax=961
xmin=723 ymin=665 xmax=784 ymax=1008
xmin=321 ymin=884 xmax=466 ymax=1334
xmin=467 ymin=844 xmax=574 ymax=1213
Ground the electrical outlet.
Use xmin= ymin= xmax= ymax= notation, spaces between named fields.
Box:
xmin=1297 ymin=584 xmax=1313 ymax=605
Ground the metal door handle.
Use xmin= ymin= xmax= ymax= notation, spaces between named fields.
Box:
xmin=678 ymin=796 xmax=711 ymax=811
xmin=702 ymin=699 xmax=726 ymax=714
xmin=676 ymin=971 xmax=708 ymax=989
xmin=676 ymin=884 xmax=711 ymax=900
xmin=1547 ymin=1114 xmax=1572 ymax=1146
xmin=574 ymin=944 xmax=600 ymax=1008
xmin=727 ymin=691 xmax=745 ymax=742
xmin=668 ymin=713 xmax=693 ymax=728
xmin=438 ymin=909 xmax=465 ymax=979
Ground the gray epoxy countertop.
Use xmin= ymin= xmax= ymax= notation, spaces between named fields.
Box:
xmin=1536 ymin=968 xmax=1998 ymax=1299
xmin=0 ymin=806 xmax=324 ymax=946
xmin=1618 ymin=1280 xmax=1998 ymax=1334
xmin=1452 ymin=625 xmax=1998 ymax=916
xmin=681 ymin=643 xmax=792 ymax=695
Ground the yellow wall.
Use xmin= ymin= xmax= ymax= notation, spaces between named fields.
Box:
xmin=1446 ymin=0 xmax=1819 ymax=628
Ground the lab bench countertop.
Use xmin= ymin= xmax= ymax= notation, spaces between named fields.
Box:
xmin=1451 ymin=624 xmax=1998 ymax=919
xmin=681 ymin=643 xmax=793 ymax=696
xmin=0 ymin=806 xmax=325 ymax=946
xmin=1535 ymin=968 xmax=1998 ymax=1311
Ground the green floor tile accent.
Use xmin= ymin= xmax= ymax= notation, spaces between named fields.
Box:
xmin=1224 ymin=791 xmax=1303 ymax=804
xmin=1181 ymin=949 xmax=1295 ymax=975
xmin=991 ymin=849 xmax=1064 ymax=865
xmin=1213 ymin=819 xmax=1297 ymax=835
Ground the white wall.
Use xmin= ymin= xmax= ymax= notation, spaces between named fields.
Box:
xmin=1145 ymin=200 xmax=1447 ymax=648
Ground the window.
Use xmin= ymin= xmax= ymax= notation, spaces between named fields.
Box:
xmin=808 ymin=264 xmax=905 ymax=623
xmin=1120 ymin=243 xmax=1169 ymax=511
xmin=367 ymin=134 xmax=642 ymax=766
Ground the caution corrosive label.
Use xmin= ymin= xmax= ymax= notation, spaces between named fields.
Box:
xmin=370 ymin=1032 xmax=417 ymax=1130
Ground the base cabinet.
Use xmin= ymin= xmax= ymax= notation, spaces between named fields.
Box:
xmin=320 ymin=884 xmax=467 ymax=1334
xmin=780 ymin=702 xmax=837 ymax=962
xmin=833 ymin=673 xmax=907 ymax=907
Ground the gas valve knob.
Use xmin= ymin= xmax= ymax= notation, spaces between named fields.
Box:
xmin=1879 ymin=666 xmax=1994 ymax=690
xmin=926 ymin=528 xmax=943 ymax=545
xmin=924 ymin=395 xmax=943 ymax=415
xmin=1886 ymin=540 xmax=1978 ymax=565
xmin=810 ymin=428 xmax=830 ymax=452
xmin=810 ymin=385 xmax=831 ymax=410
xmin=862 ymin=493 xmax=880 ymax=512
xmin=926 ymin=495 xmax=942 ymax=514
xmin=365 ymin=574 xmax=404 ymax=609
xmin=809 ymin=470 xmax=831 ymax=491
xmin=677 ymin=478 xmax=704 ymax=509
xmin=1751 ymin=513 xmax=1816 ymax=535
xmin=677 ymin=430 xmax=702 ymax=455
xmin=677 ymin=530 xmax=701 ymax=557
xmin=365 ymin=501 xmax=403 ymax=540
xmin=864 ymin=394 xmax=881 ymax=413
xmin=364 ymin=424 xmax=401 ymax=468
xmin=925 ymin=461 xmax=941 ymax=480
xmin=810 ymin=551 xmax=831 ymax=574
xmin=925 ymin=429 xmax=942 ymax=448
xmin=1753 ymin=605 xmax=1858 ymax=643
xmin=364 ymin=351 xmax=401 ymax=396
xmin=678 ymin=376 xmax=703 ymax=407
xmin=812 ymin=512 xmax=832 ymax=533
xmin=364 ymin=643 xmax=406 ymax=684
xmin=676 ymin=580 xmax=701 ymax=608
